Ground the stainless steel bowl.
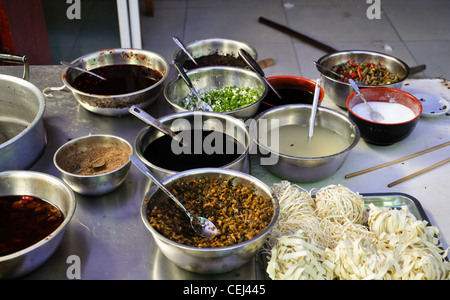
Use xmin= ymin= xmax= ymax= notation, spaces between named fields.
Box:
xmin=61 ymin=48 xmax=170 ymax=116
xmin=173 ymin=37 xmax=257 ymax=70
xmin=0 ymin=171 xmax=76 ymax=279
xmin=164 ymin=66 xmax=267 ymax=119
xmin=250 ymin=104 xmax=360 ymax=182
xmin=317 ymin=50 xmax=410 ymax=109
xmin=54 ymin=134 xmax=132 ymax=196
xmin=134 ymin=111 xmax=250 ymax=181
xmin=140 ymin=167 xmax=279 ymax=274
xmin=0 ymin=74 xmax=46 ymax=171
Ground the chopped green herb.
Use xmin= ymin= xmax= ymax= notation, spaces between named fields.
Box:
xmin=180 ymin=85 xmax=262 ymax=112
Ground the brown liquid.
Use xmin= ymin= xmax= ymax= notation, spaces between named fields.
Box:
xmin=143 ymin=130 xmax=243 ymax=171
xmin=259 ymin=88 xmax=314 ymax=112
xmin=71 ymin=64 xmax=163 ymax=95
xmin=0 ymin=195 xmax=64 ymax=256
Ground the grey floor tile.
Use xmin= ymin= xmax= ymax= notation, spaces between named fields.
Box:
xmin=383 ymin=3 xmax=450 ymax=41
xmin=251 ymin=42 xmax=301 ymax=77
xmin=183 ymin=5 xmax=287 ymax=43
xmin=141 ymin=8 xmax=186 ymax=46
xmin=284 ymin=3 xmax=400 ymax=44
xmin=406 ymin=40 xmax=450 ymax=79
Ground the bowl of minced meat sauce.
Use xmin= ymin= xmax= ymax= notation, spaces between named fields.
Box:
xmin=140 ymin=168 xmax=279 ymax=274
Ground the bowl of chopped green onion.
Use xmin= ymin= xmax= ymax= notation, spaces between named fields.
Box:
xmin=164 ymin=66 xmax=268 ymax=119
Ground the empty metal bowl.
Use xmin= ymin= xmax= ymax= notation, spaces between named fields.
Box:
xmin=164 ymin=66 xmax=268 ymax=119
xmin=347 ymin=87 xmax=422 ymax=146
xmin=173 ymin=37 xmax=257 ymax=70
xmin=54 ymin=134 xmax=132 ymax=196
xmin=140 ymin=167 xmax=279 ymax=274
xmin=250 ymin=104 xmax=360 ymax=182
xmin=61 ymin=48 xmax=170 ymax=116
xmin=134 ymin=111 xmax=250 ymax=181
xmin=0 ymin=74 xmax=46 ymax=172
xmin=316 ymin=50 xmax=410 ymax=109
xmin=0 ymin=171 xmax=76 ymax=279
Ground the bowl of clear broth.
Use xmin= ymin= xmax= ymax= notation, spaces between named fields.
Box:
xmin=61 ymin=48 xmax=170 ymax=116
xmin=259 ymin=76 xmax=325 ymax=112
xmin=0 ymin=171 xmax=76 ymax=279
xmin=134 ymin=111 xmax=250 ymax=180
xmin=346 ymin=87 xmax=422 ymax=146
xmin=250 ymin=104 xmax=360 ymax=182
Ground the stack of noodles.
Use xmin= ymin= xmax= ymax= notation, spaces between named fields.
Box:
xmin=265 ymin=181 xmax=450 ymax=280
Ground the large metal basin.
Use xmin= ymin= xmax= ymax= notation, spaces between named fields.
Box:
xmin=0 ymin=171 xmax=76 ymax=279
xmin=134 ymin=111 xmax=250 ymax=181
xmin=61 ymin=48 xmax=170 ymax=116
xmin=0 ymin=74 xmax=46 ymax=171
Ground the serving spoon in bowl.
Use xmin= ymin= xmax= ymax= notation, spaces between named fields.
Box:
xmin=349 ymin=79 xmax=384 ymax=123
xmin=172 ymin=36 xmax=199 ymax=66
xmin=60 ymin=61 xmax=106 ymax=81
xmin=130 ymin=155 xmax=218 ymax=238
xmin=173 ymin=59 xmax=214 ymax=112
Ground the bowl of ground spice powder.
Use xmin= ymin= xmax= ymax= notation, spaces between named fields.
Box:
xmin=53 ymin=134 xmax=132 ymax=196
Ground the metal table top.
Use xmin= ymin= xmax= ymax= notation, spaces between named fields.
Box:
xmin=1 ymin=65 xmax=449 ymax=280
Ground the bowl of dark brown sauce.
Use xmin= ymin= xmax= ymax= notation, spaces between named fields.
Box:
xmin=258 ymin=76 xmax=325 ymax=112
xmin=0 ymin=171 xmax=76 ymax=279
xmin=62 ymin=48 xmax=170 ymax=116
xmin=134 ymin=111 xmax=250 ymax=180
xmin=173 ymin=38 xmax=257 ymax=70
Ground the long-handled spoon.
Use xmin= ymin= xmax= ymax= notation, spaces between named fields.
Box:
xmin=60 ymin=61 xmax=106 ymax=80
xmin=172 ymin=36 xmax=199 ymax=66
xmin=349 ymin=79 xmax=384 ymax=122
xmin=239 ymin=49 xmax=282 ymax=99
xmin=129 ymin=105 xmax=188 ymax=147
xmin=308 ymin=78 xmax=321 ymax=139
xmin=130 ymin=155 xmax=218 ymax=238
xmin=314 ymin=61 xmax=364 ymax=85
xmin=173 ymin=59 xmax=214 ymax=111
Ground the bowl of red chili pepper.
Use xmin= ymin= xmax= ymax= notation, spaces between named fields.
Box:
xmin=316 ymin=50 xmax=410 ymax=109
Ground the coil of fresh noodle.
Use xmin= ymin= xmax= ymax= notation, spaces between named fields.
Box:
xmin=368 ymin=204 xmax=440 ymax=245
xmin=314 ymin=184 xmax=368 ymax=225
xmin=327 ymin=205 xmax=450 ymax=280
xmin=267 ymin=229 xmax=336 ymax=280
xmin=266 ymin=181 xmax=316 ymax=248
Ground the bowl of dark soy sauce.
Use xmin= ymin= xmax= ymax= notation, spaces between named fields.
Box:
xmin=61 ymin=48 xmax=170 ymax=116
xmin=134 ymin=111 xmax=250 ymax=180
xmin=258 ymin=76 xmax=324 ymax=112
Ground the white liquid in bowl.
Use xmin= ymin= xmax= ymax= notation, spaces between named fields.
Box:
xmin=352 ymin=102 xmax=416 ymax=123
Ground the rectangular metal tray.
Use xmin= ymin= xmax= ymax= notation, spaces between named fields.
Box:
xmin=360 ymin=192 xmax=430 ymax=223
xmin=256 ymin=192 xmax=432 ymax=280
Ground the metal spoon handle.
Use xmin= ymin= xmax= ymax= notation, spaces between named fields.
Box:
xmin=308 ymin=78 xmax=321 ymax=139
xmin=172 ymin=36 xmax=199 ymax=66
xmin=60 ymin=61 xmax=106 ymax=80
xmin=129 ymin=155 xmax=193 ymax=218
xmin=349 ymin=79 xmax=371 ymax=109
xmin=239 ymin=49 xmax=282 ymax=99
xmin=129 ymin=105 xmax=187 ymax=146
xmin=173 ymin=60 xmax=213 ymax=111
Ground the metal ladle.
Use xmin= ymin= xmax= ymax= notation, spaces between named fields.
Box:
xmin=129 ymin=105 xmax=188 ymax=147
xmin=349 ymin=79 xmax=384 ymax=123
xmin=130 ymin=155 xmax=218 ymax=238
xmin=308 ymin=78 xmax=321 ymax=139
xmin=173 ymin=59 xmax=214 ymax=112
xmin=60 ymin=61 xmax=106 ymax=81
xmin=239 ymin=49 xmax=282 ymax=99
xmin=172 ymin=36 xmax=199 ymax=66
xmin=313 ymin=61 xmax=364 ymax=85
